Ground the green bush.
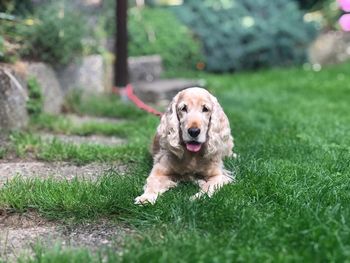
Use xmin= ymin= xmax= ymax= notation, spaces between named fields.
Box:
xmin=173 ymin=0 xmax=318 ymax=72
xmin=0 ymin=0 xmax=33 ymax=15
xmin=316 ymin=0 xmax=341 ymax=30
xmin=295 ymin=0 xmax=328 ymax=10
xmin=20 ymin=2 xmax=87 ymax=66
xmin=0 ymin=19 xmax=21 ymax=63
xmin=27 ymin=77 xmax=43 ymax=117
xmin=128 ymin=7 xmax=203 ymax=70
xmin=102 ymin=3 xmax=203 ymax=70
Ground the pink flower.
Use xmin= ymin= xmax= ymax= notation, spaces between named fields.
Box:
xmin=338 ymin=0 xmax=350 ymax=12
xmin=339 ymin=14 xmax=350 ymax=31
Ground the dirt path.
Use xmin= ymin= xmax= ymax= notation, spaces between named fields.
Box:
xmin=0 ymin=161 xmax=128 ymax=186
xmin=0 ymin=114 xmax=133 ymax=261
xmin=0 ymin=211 xmax=133 ymax=262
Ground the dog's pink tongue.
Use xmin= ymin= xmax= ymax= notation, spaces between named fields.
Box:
xmin=186 ymin=143 xmax=202 ymax=152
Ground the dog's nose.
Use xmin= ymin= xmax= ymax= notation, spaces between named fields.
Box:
xmin=188 ymin=128 xmax=200 ymax=138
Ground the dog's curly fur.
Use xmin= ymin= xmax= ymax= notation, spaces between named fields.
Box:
xmin=135 ymin=87 xmax=236 ymax=204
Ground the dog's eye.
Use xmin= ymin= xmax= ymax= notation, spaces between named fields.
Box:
xmin=202 ymin=106 xmax=209 ymax=112
xmin=180 ymin=105 xmax=187 ymax=112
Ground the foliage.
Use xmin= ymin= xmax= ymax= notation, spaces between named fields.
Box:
xmin=318 ymin=0 xmax=342 ymax=30
xmin=0 ymin=18 xmax=21 ymax=63
xmin=102 ymin=3 xmax=203 ymax=70
xmin=0 ymin=0 xmax=33 ymax=15
xmin=128 ymin=7 xmax=203 ymax=70
xmin=20 ymin=2 xmax=87 ymax=66
xmin=295 ymin=0 xmax=328 ymax=10
xmin=26 ymin=77 xmax=43 ymax=117
xmin=173 ymin=0 xmax=318 ymax=72
xmin=296 ymin=0 xmax=341 ymax=30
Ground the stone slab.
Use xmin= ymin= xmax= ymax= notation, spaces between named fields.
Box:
xmin=128 ymin=55 xmax=163 ymax=82
xmin=0 ymin=161 xmax=128 ymax=186
xmin=56 ymin=55 xmax=105 ymax=95
xmin=40 ymin=133 xmax=125 ymax=147
xmin=132 ymin=79 xmax=202 ymax=103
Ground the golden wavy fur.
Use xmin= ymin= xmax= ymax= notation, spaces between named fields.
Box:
xmin=135 ymin=87 xmax=236 ymax=204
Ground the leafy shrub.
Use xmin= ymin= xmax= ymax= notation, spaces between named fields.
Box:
xmin=295 ymin=0 xmax=328 ymax=10
xmin=173 ymin=0 xmax=318 ymax=72
xmin=315 ymin=0 xmax=341 ymax=30
xmin=102 ymin=3 xmax=203 ymax=70
xmin=0 ymin=19 xmax=21 ymax=63
xmin=128 ymin=7 xmax=203 ymax=70
xmin=0 ymin=0 xmax=33 ymax=15
xmin=20 ymin=2 xmax=87 ymax=66
xmin=27 ymin=77 xmax=43 ymax=116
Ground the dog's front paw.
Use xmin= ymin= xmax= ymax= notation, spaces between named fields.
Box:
xmin=134 ymin=193 xmax=158 ymax=205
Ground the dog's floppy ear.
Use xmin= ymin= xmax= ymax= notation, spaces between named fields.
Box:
xmin=205 ymin=95 xmax=234 ymax=158
xmin=157 ymin=93 xmax=184 ymax=158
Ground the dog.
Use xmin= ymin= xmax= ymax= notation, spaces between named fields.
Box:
xmin=135 ymin=87 xmax=236 ymax=205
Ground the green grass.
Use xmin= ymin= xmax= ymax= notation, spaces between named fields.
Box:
xmin=8 ymin=93 xmax=158 ymax=164
xmin=63 ymin=91 xmax=146 ymax=119
xmin=2 ymin=63 xmax=350 ymax=262
xmin=0 ymin=147 xmax=6 ymax=159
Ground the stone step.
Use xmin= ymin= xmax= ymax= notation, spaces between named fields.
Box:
xmin=133 ymin=79 xmax=203 ymax=103
xmin=40 ymin=133 xmax=125 ymax=147
xmin=0 ymin=161 xmax=127 ymax=186
xmin=66 ymin=114 xmax=123 ymax=126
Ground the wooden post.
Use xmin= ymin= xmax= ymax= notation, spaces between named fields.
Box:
xmin=114 ymin=0 xmax=128 ymax=89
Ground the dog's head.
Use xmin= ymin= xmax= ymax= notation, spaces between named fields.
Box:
xmin=158 ymin=87 xmax=233 ymax=159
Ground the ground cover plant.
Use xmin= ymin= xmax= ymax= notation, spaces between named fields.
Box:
xmin=1 ymin=62 xmax=350 ymax=262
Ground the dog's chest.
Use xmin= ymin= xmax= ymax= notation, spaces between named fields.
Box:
xmin=172 ymin=154 xmax=208 ymax=175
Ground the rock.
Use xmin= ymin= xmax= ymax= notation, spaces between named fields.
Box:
xmin=39 ymin=133 xmax=126 ymax=147
xmin=308 ymin=31 xmax=350 ymax=66
xmin=0 ymin=161 xmax=128 ymax=185
xmin=24 ymin=62 xmax=64 ymax=115
xmin=133 ymin=79 xmax=202 ymax=103
xmin=128 ymin=55 xmax=163 ymax=82
xmin=66 ymin=114 xmax=123 ymax=125
xmin=56 ymin=55 xmax=105 ymax=95
xmin=0 ymin=68 xmax=28 ymax=130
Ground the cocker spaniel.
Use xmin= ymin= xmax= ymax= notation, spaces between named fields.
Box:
xmin=135 ymin=87 xmax=236 ymax=205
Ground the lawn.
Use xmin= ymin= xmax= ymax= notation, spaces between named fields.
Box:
xmin=1 ymin=62 xmax=350 ymax=262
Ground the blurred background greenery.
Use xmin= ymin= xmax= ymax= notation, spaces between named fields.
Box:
xmin=0 ymin=0 xmax=342 ymax=71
